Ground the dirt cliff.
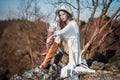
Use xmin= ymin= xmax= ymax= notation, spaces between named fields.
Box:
xmin=0 ymin=19 xmax=48 ymax=79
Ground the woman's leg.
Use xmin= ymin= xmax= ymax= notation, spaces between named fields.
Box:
xmin=40 ymin=42 xmax=59 ymax=69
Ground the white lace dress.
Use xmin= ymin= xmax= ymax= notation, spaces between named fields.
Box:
xmin=55 ymin=20 xmax=93 ymax=78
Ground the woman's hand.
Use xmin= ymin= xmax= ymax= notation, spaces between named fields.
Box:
xmin=46 ymin=35 xmax=53 ymax=43
xmin=55 ymin=36 xmax=61 ymax=43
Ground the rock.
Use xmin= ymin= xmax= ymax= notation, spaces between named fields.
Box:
xmin=90 ymin=61 xmax=105 ymax=70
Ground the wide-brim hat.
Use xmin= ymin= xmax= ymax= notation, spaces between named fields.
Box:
xmin=56 ymin=6 xmax=72 ymax=17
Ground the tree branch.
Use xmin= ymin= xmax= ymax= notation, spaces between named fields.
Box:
xmin=82 ymin=7 xmax=120 ymax=58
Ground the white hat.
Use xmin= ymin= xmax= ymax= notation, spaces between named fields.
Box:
xmin=56 ymin=6 xmax=72 ymax=16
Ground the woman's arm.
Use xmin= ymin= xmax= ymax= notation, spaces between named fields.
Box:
xmin=54 ymin=23 xmax=72 ymax=36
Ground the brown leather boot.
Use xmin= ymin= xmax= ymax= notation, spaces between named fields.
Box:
xmin=40 ymin=42 xmax=59 ymax=69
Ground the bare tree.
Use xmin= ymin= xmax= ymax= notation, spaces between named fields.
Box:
xmin=17 ymin=0 xmax=45 ymax=68
xmin=17 ymin=0 xmax=33 ymax=20
xmin=83 ymin=0 xmax=98 ymax=48
xmin=17 ymin=0 xmax=44 ymax=21
xmin=76 ymin=0 xmax=80 ymax=23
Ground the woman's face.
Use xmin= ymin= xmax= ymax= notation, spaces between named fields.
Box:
xmin=59 ymin=11 xmax=69 ymax=22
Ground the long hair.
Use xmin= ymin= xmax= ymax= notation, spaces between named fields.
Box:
xmin=58 ymin=10 xmax=72 ymax=29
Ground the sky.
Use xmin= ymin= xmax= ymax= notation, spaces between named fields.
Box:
xmin=0 ymin=0 xmax=119 ymax=21
xmin=0 ymin=0 xmax=50 ymax=20
xmin=0 ymin=0 xmax=18 ymax=19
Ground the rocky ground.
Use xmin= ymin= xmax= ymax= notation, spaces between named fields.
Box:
xmin=9 ymin=59 xmax=120 ymax=80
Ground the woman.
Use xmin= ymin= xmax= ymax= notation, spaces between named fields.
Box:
xmin=53 ymin=6 xmax=95 ymax=78
xmin=36 ymin=5 xmax=95 ymax=78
